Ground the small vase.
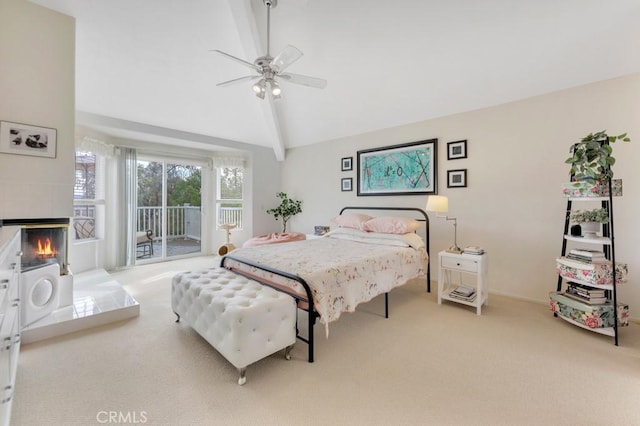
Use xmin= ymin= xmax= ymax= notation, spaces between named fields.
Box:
xmin=580 ymin=221 xmax=600 ymax=238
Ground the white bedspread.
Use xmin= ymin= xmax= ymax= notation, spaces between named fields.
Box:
xmin=224 ymin=237 xmax=428 ymax=331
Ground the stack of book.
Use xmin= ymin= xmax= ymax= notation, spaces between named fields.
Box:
xmin=448 ymin=285 xmax=476 ymax=302
xmin=463 ymin=246 xmax=485 ymax=255
xmin=566 ymin=249 xmax=606 ymax=263
xmin=564 ymin=282 xmax=608 ymax=305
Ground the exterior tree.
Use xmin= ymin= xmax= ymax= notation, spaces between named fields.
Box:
xmin=137 ymin=163 xmax=202 ymax=207
xmin=137 ymin=162 xmax=202 ymax=236
xmin=169 ymin=168 xmax=201 ymax=206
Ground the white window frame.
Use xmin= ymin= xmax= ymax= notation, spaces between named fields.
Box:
xmin=73 ymin=151 xmax=106 ymax=241
xmin=216 ymin=166 xmax=244 ymax=230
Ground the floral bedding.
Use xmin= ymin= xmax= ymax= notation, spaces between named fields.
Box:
xmin=224 ymin=237 xmax=428 ymax=335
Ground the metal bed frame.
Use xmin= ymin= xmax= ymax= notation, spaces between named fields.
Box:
xmin=220 ymin=206 xmax=430 ymax=363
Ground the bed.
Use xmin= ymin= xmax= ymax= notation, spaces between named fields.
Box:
xmin=219 ymin=206 xmax=430 ymax=362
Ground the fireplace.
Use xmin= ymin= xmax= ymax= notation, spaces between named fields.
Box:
xmin=22 ymin=223 xmax=69 ymax=274
xmin=1 ymin=218 xmax=69 ymax=274
xmin=0 ymin=217 xmax=74 ymax=326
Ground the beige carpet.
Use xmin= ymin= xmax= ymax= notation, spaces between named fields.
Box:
xmin=12 ymin=256 xmax=640 ymax=426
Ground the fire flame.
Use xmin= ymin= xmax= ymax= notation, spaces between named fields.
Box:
xmin=36 ymin=238 xmax=56 ymax=256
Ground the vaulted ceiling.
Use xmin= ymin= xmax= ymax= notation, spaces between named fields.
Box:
xmin=31 ymin=0 xmax=640 ymax=160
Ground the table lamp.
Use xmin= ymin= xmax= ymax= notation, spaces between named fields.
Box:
xmin=426 ymin=195 xmax=462 ymax=254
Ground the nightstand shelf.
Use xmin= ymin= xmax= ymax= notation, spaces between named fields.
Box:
xmin=563 ymin=235 xmax=611 ymax=245
xmin=437 ymin=251 xmax=488 ymax=315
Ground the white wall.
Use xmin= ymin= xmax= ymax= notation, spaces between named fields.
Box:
xmin=282 ymin=73 xmax=640 ymax=318
xmin=0 ymin=0 xmax=75 ymax=219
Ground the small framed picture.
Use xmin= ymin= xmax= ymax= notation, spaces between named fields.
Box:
xmin=0 ymin=120 xmax=57 ymax=158
xmin=447 ymin=140 xmax=467 ymax=160
xmin=341 ymin=156 xmax=353 ymax=171
xmin=447 ymin=169 xmax=467 ymax=188
xmin=341 ymin=177 xmax=353 ymax=192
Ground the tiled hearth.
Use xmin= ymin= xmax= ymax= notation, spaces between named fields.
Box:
xmin=21 ymin=269 xmax=140 ymax=344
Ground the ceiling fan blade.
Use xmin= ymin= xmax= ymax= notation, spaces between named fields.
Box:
xmin=217 ymin=75 xmax=261 ymax=87
xmin=278 ymin=72 xmax=327 ymax=89
xmin=270 ymin=45 xmax=303 ymax=73
xmin=211 ymin=50 xmax=261 ymax=72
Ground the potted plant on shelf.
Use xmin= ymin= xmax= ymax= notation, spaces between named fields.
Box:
xmin=565 ymin=130 xmax=630 ymax=184
xmin=266 ymin=192 xmax=302 ymax=233
xmin=570 ymin=208 xmax=609 ymax=238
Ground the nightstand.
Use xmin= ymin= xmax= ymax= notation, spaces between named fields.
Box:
xmin=437 ymin=250 xmax=488 ymax=315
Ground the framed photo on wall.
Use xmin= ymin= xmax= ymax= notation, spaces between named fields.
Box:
xmin=341 ymin=177 xmax=353 ymax=192
xmin=447 ymin=140 xmax=467 ymax=160
xmin=0 ymin=121 xmax=57 ymax=159
xmin=341 ymin=157 xmax=353 ymax=171
xmin=447 ymin=169 xmax=467 ymax=188
xmin=357 ymin=139 xmax=437 ymax=196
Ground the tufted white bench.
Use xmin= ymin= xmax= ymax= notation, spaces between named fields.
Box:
xmin=171 ymin=267 xmax=297 ymax=385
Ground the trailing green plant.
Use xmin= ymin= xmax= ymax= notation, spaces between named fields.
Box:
xmin=570 ymin=208 xmax=609 ymax=224
xmin=266 ymin=192 xmax=302 ymax=233
xmin=565 ymin=130 xmax=630 ymax=183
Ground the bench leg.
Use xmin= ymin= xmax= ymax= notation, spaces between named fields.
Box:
xmin=285 ymin=344 xmax=294 ymax=360
xmin=238 ymin=368 xmax=247 ymax=386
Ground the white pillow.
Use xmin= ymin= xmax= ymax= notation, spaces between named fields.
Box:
xmin=326 ymin=227 xmax=425 ymax=249
xmin=363 ymin=216 xmax=422 ymax=234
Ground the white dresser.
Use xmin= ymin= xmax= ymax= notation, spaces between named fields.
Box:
xmin=0 ymin=227 xmax=21 ymax=426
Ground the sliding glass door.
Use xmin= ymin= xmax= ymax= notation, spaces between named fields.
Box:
xmin=136 ymin=157 xmax=203 ymax=262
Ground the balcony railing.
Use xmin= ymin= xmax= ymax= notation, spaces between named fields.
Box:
xmin=217 ymin=206 xmax=243 ymax=229
xmin=136 ymin=205 xmax=243 ymax=240
xmin=137 ymin=205 xmax=200 ymax=240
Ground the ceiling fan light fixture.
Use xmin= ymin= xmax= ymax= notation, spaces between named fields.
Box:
xmin=213 ymin=0 xmax=326 ymax=99
xmin=270 ymin=80 xmax=282 ymax=98
xmin=252 ymin=79 xmax=265 ymax=93
xmin=253 ymin=79 xmax=267 ymax=98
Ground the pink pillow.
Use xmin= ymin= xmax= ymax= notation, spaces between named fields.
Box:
xmin=363 ymin=216 xmax=421 ymax=234
xmin=331 ymin=213 xmax=373 ymax=230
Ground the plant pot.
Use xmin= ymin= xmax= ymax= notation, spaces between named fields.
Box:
xmin=580 ymin=221 xmax=600 ymax=238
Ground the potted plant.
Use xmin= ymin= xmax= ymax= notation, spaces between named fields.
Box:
xmin=266 ymin=192 xmax=302 ymax=233
xmin=565 ymin=130 xmax=630 ymax=183
xmin=570 ymin=208 xmax=609 ymax=238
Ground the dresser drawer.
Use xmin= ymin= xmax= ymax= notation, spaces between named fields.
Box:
xmin=441 ymin=256 xmax=478 ymax=273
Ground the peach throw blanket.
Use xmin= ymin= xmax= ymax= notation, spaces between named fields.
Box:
xmin=242 ymin=232 xmax=306 ymax=248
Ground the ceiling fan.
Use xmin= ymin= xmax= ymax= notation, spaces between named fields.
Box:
xmin=213 ymin=0 xmax=327 ymax=100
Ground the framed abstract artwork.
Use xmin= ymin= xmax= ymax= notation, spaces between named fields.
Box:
xmin=447 ymin=140 xmax=467 ymax=160
xmin=447 ymin=169 xmax=467 ymax=188
xmin=357 ymin=139 xmax=437 ymax=196
xmin=0 ymin=121 xmax=57 ymax=158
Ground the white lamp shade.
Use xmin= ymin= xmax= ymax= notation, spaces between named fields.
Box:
xmin=426 ymin=195 xmax=448 ymax=213
xmin=270 ymin=81 xmax=281 ymax=96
